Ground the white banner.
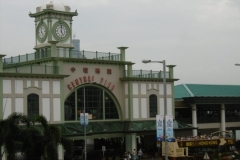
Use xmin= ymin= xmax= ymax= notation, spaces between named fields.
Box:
xmin=80 ymin=113 xmax=89 ymax=126
xmin=156 ymin=115 xmax=164 ymax=141
xmin=165 ymin=115 xmax=174 ymax=141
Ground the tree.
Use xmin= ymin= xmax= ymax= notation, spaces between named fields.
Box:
xmin=0 ymin=113 xmax=73 ymax=160
xmin=0 ymin=112 xmax=30 ymax=160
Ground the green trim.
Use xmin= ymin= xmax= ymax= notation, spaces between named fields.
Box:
xmin=60 ymin=58 xmax=134 ymax=65
xmin=60 ymin=79 xmax=65 ymax=123
xmin=24 ymin=86 xmax=42 ymax=90
xmin=147 ymin=89 xmax=159 ymax=91
xmin=29 ymin=9 xmax=78 ymax=17
xmin=127 ymin=65 xmax=133 ymax=121
xmin=55 ymin=120 xmax=196 ymax=137
xmin=3 ymin=57 xmax=134 ymax=68
xmin=52 ymin=21 xmax=70 ymax=42
xmin=0 ymin=78 xmax=2 ymax=119
xmin=0 ymin=73 xmax=69 ymax=78
xmin=120 ymin=77 xmax=179 ymax=82
xmin=36 ymin=22 xmax=48 ymax=43
xmin=64 ymin=83 xmax=122 ymax=121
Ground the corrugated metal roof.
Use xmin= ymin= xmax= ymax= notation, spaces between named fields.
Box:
xmin=175 ymin=84 xmax=240 ymax=99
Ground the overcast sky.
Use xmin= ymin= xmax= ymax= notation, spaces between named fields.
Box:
xmin=1 ymin=0 xmax=240 ymax=85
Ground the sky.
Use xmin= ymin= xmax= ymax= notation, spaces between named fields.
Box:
xmin=1 ymin=0 xmax=240 ymax=85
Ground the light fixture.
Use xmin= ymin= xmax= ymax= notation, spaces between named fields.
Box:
xmin=142 ymin=59 xmax=168 ymax=160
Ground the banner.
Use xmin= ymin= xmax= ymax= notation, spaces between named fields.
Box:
xmin=80 ymin=113 xmax=89 ymax=126
xmin=156 ymin=115 xmax=164 ymax=141
xmin=165 ymin=115 xmax=174 ymax=141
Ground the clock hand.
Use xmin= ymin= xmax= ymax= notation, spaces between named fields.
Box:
xmin=61 ymin=25 xmax=63 ymax=35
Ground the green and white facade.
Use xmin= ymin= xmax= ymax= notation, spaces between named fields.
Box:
xmin=0 ymin=1 xmax=179 ymax=159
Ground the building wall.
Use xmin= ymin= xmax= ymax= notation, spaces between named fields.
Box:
xmin=2 ymin=77 xmax=61 ymax=123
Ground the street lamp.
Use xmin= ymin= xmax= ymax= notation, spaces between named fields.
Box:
xmin=142 ymin=59 xmax=168 ymax=160
xmin=83 ymin=82 xmax=96 ymax=160
xmin=235 ymin=64 xmax=240 ymax=66
xmin=84 ymin=86 xmax=87 ymax=160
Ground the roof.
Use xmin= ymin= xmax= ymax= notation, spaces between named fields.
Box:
xmin=49 ymin=120 xmax=196 ymax=136
xmin=175 ymin=84 xmax=240 ymax=100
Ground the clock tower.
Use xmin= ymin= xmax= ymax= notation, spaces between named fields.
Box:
xmin=29 ymin=1 xmax=78 ymax=58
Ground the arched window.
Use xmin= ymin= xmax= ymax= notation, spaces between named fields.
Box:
xmin=149 ymin=94 xmax=157 ymax=117
xmin=64 ymin=86 xmax=119 ymax=121
xmin=27 ymin=94 xmax=39 ymax=119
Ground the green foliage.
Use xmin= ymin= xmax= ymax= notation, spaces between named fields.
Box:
xmin=0 ymin=112 xmax=73 ymax=160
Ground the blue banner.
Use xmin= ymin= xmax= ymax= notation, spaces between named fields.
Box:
xmin=165 ymin=115 xmax=174 ymax=142
xmin=156 ymin=115 xmax=164 ymax=141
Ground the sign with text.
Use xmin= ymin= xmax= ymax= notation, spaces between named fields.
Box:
xmin=156 ymin=115 xmax=164 ymax=141
xmin=177 ymin=139 xmax=235 ymax=147
xmin=165 ymin=115 xmax=174 ymax=141
xmin=80 ymin=113 xmax=89 ymax=126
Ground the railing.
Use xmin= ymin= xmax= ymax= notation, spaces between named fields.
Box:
xmin=175 ymin=118 xmax=192 ymax=124
xmin=226 ymin=116 xmax=240 ymax=122
xmin=176 ymin=116 xmax=240 ymax=124
xmin=3 ymin=53 xmax=36 ymax=65
xmin=69 ymin=50 xmax=120 ymax=61
xmin=3 ymin=65 xmax=59 ymax=74
xmin=124 ymin=70 xmax=170 ymax=78
xmin=2 ymin=50 xmax=121 ymax=65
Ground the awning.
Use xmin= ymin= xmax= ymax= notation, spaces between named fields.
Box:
xmin=52 ymin=120 xmax=197 ymax=137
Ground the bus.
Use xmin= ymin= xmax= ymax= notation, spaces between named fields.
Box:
xmin=162 ymin=131 xmax=235 ymax=160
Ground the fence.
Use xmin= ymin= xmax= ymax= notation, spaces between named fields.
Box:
xmin=3 ymin=50 xmax=121 ymax=65
xmin=124 ymin=70 xmax=170 ymax=78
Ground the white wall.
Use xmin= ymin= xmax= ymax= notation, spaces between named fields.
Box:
xmin=15 ymin=98 xmax=23 ymax=113
xmin=53 ymin=98 xmax=61 ymax=121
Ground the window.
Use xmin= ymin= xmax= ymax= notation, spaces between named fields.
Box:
xmin=27 ymin=94 xmax=39 ymax=119
xmin=149 ymin=94 xmax=157 ymax=117
xmin=64 ymin=86 xmax=119 ymax=121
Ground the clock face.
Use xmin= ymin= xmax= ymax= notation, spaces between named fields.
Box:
xmin=38 ymin=25 xmax=46 ymax=38
xmin=56 ymin=25 xmax=67 ymax=38
xmin=52 ymin=22 xmax=70 ymax=42
xmin=36 ymin=22 xmax=48 ymax=43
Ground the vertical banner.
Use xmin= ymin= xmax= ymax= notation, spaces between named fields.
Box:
xmin=165 ymin=115 xmax=174 ymax=141
xmin=80 ymin=113 xmax=84 ymax=125
xmin=156 ymin=115 xmax=164 ymax=141
xmin=85 ymin=113 xmax=88 ymax=125
xmin=80 ymin=113 xmax=89 ymax=126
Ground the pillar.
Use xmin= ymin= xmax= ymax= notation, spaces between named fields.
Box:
xmin=127 ymin=64 xmax=133 ymax=121
xmin=48 ymin=41 xmax=59 ymax=57
xmin=58 ymin=145 xmax=63 ymax=160
xmin=1 ymin=146 xmax=6 ymax=160
xmin=191 ymin=104 xmax=197 ymax=136
xmin=0 ymin=54 xmax=6 ymax=73
xmin=117 ymin=46 xmax=128 ymax=61
xmin=0 ymin=55 xmax=6 ymax=120
xmin=167 ymin=65 xmax=176 ymax=118
xmin=221 ymin=104 xmax=226 ymax=131
xmin=125 ymin=133 xmax=137 ymax=155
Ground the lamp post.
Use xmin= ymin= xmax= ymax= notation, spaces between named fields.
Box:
xmin=82 ymin=82 xmax=96 ymax=160
xmin=84 ymin=86 xmax=87 ymax=160
xmin=142 ymin=59 xmax=168 ymax=160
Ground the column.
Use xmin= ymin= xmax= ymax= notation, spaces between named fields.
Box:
xmin=127 ymin=64 xmax=133 ymax=121
xmin=48 ymin=41 xmax=59 ymax=57
xmin=167 ymin=65 xmax=176 ymax=118
xmin=221 ymin=104 xmax=226 ymax=131
xmin=58 ymin=145 xmax=63 ymax=160
xmin=117 ymin=46 xmax=128 ymax=61
xmin=125 ymin=133 xmax=137 ymax=155
xmin=0 ymin=55 xmax=6 ymax=120
xmin=191 ymin=104 xmax=197 ymax=136
xmin=1 ymin=146 xmax=6 ymax=160
xmin=0 ymin=54 xmax=6 ymax=73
